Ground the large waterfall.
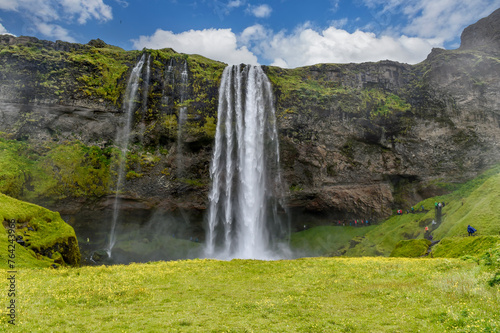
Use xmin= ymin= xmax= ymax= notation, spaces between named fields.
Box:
xmin=206 ymin=65 xmax=290 ymax=260
xmin=106 ymin=54 xmax=146 ymax=257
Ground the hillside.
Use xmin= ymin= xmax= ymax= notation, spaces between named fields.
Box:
xmin=291 ymin=164 xmax=500 ymax=258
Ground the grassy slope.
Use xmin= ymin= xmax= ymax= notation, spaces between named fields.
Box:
xmin=0 ymin=258 xmax=498 ymax=332
xmin=0 ymin=193 xmax=80 ymax=268
xmin=290 ymin=225 xmax=375 ymax=256
xmin=290 ymin=164 xmax=500 ymax=258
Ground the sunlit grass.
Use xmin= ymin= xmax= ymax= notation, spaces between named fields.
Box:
xmin=0 ymin=257 xmax=498 ymax=332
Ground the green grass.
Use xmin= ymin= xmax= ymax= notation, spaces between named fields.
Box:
xmin=432 ymin=236 xmax=500 ymax=258
xmin=391 ymin=239 xmax=432 ymax=258
xmin=0 ymin=257 xmax=498 ymax=332
xmin=290 ymin=225 xmax=375 ymax=256
xmin=343 ymin=211 xmax=429 ymax=256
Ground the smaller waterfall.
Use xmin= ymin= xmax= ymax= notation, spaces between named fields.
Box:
xmin=206 ymin=65 xmax=290 ymax=260
xmin=141 ymin=54 xmax=151 ymax=119
xmin=106 ymin=54 xmax=146 ymax=257
xmin=176 ymin=60 xmax=189 ymax=177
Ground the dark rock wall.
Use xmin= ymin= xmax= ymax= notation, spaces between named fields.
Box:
xmin=0 ymin=9 xmax=499 ymax=231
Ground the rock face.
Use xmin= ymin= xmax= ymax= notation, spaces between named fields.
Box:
xmin=460 ymin=8 xmax=500 ymax=51
xmin=0 ymin=10 xmax=499 ymax=237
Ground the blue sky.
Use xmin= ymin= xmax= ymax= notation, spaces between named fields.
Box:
xmin=0 ymin=0 xmax=499 ymax=67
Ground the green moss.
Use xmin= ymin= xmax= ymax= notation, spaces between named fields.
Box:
xmin=161 ymin=114 xmax=178 ymax=138
xmin=0 ymin=138 xmax=114 ymax=202
xmin=0 ymin=193 xmax=80 ymax=267
xmin=68 ymin=48 xmax=135 ymax=103
xmin=0 ymin=139 xmax=31 ymax=197
xmin=126 ymin=170 xmax=143 ymax=180
xmin=30 ymin=142 xmax=114 ymax=201
xmin=390 ymin=239 xmax=431 ymax=257
xmin=179 ymin=178 xmax=205 ymax=187
xmin=185 ymin=115 xmax=217 ymax=139
xmin=0 ymin=41 xmax=138 ymax=104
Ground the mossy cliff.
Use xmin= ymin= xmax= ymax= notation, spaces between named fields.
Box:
xmin=0 ymin=193 xmax=80 ymax=267
xmin=0 ymin=9 xmax=499 ymax=235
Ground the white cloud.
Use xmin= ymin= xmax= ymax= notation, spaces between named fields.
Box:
xmin=228 ymin=0 xmax=245 ymax=8
xmin=132 ymin=28 xmax=259 ymax=65
xmin=329 ymin=0 xmax=340 ymax=12
xmin=35 ymin=21 xmax=76 ymax=42
xmin=0 ymin=22 xmax=9 ymax=34
xmin=240 ymin=24 xmax=269 ymax=45
xmin=362 ymin=0 xmax=500 ymax=43
xmin=0 ymin=0 xmax=113 ymax=41
xmin=247 ymin=4 xmax=272 ymax=18
xmin=0 ymin=0 xmax=19 ymax=11
xmin=132 ymin=22 xmax=441 ymax=68
xmin=329 ymin=18 xmax=348 ymax=29
xmin=59 ymin=0 xmax=113 ymax=24
xmin=246 ymin=25 xmax=441 ymax=68
xmin=131 ymin=0 xmax=499 ymax=69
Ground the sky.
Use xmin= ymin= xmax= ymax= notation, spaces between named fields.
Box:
xmin=0 ymin=0 xmax=499 ymax=68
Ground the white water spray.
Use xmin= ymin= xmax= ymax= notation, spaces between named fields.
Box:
xmin=206 ymin=65 xmax=289 ymax=260
xmin=106 ymin=54 xmax=146 ymax=257
xmin=176 ymin=61 xmax=189 ymax=176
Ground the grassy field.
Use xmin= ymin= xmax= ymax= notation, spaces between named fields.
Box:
xmin=0 ymin=152 xmax=499 ymax=332
xmin=0 ymin=257 xmax=499 ymax=332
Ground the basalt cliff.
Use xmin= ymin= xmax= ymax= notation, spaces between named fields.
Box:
xmin=0 ymin=9 xmax=499 ymax=240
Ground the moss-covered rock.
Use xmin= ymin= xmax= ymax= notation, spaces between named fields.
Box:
xmin=0 ymin=193 xmax=80 ymax=267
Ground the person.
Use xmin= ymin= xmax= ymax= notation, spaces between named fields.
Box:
xmin=425 ymin=226 xmax=429 ymax=232
xmin=467 ymin=225 xmax=476 ymax=236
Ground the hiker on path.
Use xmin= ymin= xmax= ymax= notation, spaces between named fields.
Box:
xmin=467 ymin=225 xmax=476 ymax=236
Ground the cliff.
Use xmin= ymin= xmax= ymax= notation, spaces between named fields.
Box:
xmin=0 ymin=9 xmax=499 ymax=238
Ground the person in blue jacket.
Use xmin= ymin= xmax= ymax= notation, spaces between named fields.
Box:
xmin=467 ymin=225 xmax=476 ymax=236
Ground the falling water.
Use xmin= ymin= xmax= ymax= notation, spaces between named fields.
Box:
xmin=141 ymin=54 xmax=151 ymax=119
xmin=106 ymin=54 xmax=146 ymax=257
xmin=176 ymin=61 xmax=189 ymax=176
xmin=206 ymin=65 xmax=290 ymax=260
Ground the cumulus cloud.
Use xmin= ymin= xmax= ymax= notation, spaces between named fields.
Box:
xmin=239 ymin=24 xmax=440 ymax=68
xmin=247 ymin=4 xmax=272 ymax=18
xmin=0 ymin=0 xmax=112 ymax=40
xmin=35 ymin=21 xmax=76 ymax=42
xmin=132 ymin=28 xmax=259 ymax=65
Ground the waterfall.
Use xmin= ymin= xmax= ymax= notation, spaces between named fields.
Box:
xmin=141 ymin=54 xmax=151 ymax=119
xmin=106 ymin=54 xmax=146 ymax=257
xmin=206 ymin=64 xmax=290 ymax=260
xmin=176 ymin=60 xmax=189 ymax=177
